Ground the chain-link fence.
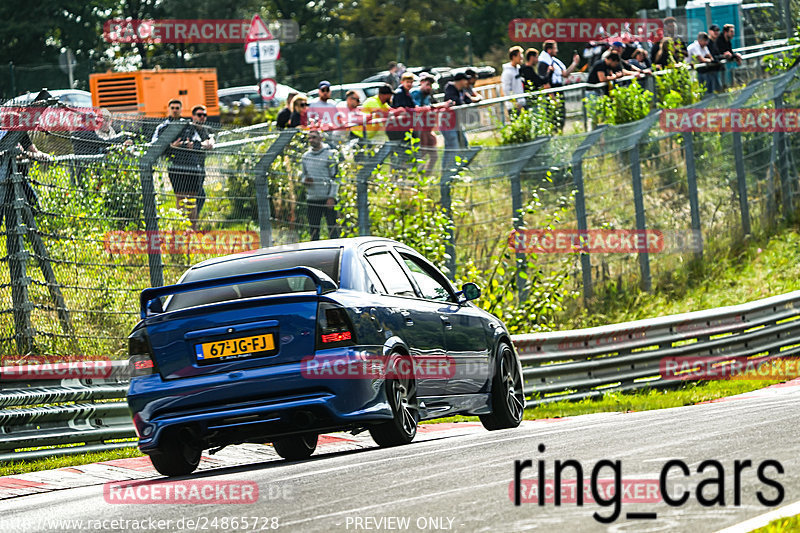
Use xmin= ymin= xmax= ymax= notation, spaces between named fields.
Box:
xmin=0 ymin=64 xmax=798 ymax=358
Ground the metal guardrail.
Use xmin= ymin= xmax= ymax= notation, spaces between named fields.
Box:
xmin=2 ymin=290 xmax=800 ymax=461
xmin=0 ymin=361 xmax=135 ymax=462
xmin=514 ymin=290 xmax=800 ymax=406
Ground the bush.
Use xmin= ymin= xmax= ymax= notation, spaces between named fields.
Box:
xmin=654 ymin=64 xmax=703 ymax=108
xmin=584 ymin=82 xmax=653 ymax=126
xmin=499 ymin=94 xmax=562 ymax=145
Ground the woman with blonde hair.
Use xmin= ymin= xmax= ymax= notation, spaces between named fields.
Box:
xmin=289 ymin=94 xmax=309 ymax=127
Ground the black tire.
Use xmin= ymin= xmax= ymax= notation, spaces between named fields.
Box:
xmin=273 ymin=434 xmax=318 ymax=461
xmin=369 ymin=356 xmax=419 ymax=447
xmin=148 ymin=438 xmax=202 ymax=477
xmin=480 ymin=342 xmax=525 ymax=430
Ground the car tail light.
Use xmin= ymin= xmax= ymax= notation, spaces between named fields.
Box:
xmin=128 ymin=327 xmax=157 ymax=377
xmin=317 ymin=305 xmax=356 ymax=349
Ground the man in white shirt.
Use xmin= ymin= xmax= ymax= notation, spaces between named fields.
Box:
xmin=501 ymin=46 xmax=525 ymax=112
xmin=537 ymin=40 xmax=580 ymax=131
xmin=686 ymin=32 xmax=717 ymax=95
xmin=308 ymin=80 xmax=338 ymax=129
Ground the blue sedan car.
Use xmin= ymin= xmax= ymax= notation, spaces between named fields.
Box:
xmin=128 ymin=237 xmax=525 ymax=476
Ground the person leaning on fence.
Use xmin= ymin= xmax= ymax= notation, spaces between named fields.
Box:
xmin=389 ymin=72 xmax=418 ymax=144
xmin=301 ymin=130 xmax=341 ymax=241
xmin=334 ymin=90 xmax=364 ymax=141
xmin=71 ymin=108 xmax=133 ymax=156
xmin=687 ymin=32 xmax=719 ymax=95
xmin=410 ymin=73 xmax=440 ymax=172
xmin=361 ymin=84 xmax=393 ymax=138
xmin=587 ymin=52 xmax=626 ymax=96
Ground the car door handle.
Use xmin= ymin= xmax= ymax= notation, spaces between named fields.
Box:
xmin=440 ymin=315 xmax=452 ymax=330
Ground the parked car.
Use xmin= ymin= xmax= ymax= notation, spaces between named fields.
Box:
xmin=306 ymin=82 xmax=387 ymax=103
xmin=3 ymin=89 xmax=93 ymax=107
xmin=127 ymin=237 xmax=525 ymax=476
xmin=218 ymin=83 xmax=298 ymax=110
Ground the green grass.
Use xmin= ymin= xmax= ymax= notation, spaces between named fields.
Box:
xmin=0 ymin=446 xmax=143 ymax=477
xmin=752 ymin=514 xmax=800 ymax=532
xmin=571 ymin=226 xmax=800 ymax=328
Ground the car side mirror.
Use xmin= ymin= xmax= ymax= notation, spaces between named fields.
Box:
xmin=459 ymin=282 xmax=481 ymax=303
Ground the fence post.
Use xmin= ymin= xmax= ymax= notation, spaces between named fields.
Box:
xmin=773 ymin=90 xmax=793 ymax=219
xmin=682 ymin=132 xmax=704 ymax=259
xmin=139 ymin=121 xmax=187 ymax=288
xmin=253 ymin=130 xmax=296 ymax=248
xmin=0 ymin=145 xmax=33 ymax=354
xmin=8 ymin=62 xmax=16 ymax=98
xmin=441 ymin=147 xmax=481 ymax=280
xmin=509 ymin=139 xmax=548 ymax=302
xmin=629 ymin=143 xmax=652 ymax=292
xmin=571 ymin=127 xmax=605 ymax=302
xmin=356 ymin=142 xmax=397 ymax=236
xmin=732 ymin=132 xmax=752 ymax=236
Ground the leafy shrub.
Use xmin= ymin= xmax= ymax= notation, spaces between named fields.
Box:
xmin=654 ymin=63 xmax=703 ymax=108
xmin=584 ymin=82 xmax=653 ymax=126
xmin=499 ymin=94 xmax=562 ymax=145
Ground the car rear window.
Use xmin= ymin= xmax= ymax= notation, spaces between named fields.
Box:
xmin=166 ymin=248 xmax=341 ymax=311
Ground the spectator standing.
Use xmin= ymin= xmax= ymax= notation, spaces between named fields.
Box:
xmin=289 ymin=95 xmax=309 ymax=128
xmin=334 ymin=89 xmax=364 ymax=141
xmin=410 ymin=73 xmax=440 ymax=172
xmin=361 ymin=84 xmax=393 ymax=138
xmin=151 ymin=98 xmax=184 ymax=143
xmin=72 ymin=108 xmax=133 ymax=155
xmin=520 ymin=48 xmax=552 ymax=90
xmin=538 ymin=40 xmax=579 ymax=130
xmin=301 ymin=130 xmax=340 ymax=241
xmin=384 ymin=62 xmax=401 ymax=90
xmin=441 ymin=72 xmax=469 ymax=172
xmin=587 ymin=52 xmax=625 ymax=95
xmin=462 ymin=69 xmax=483 ymax=104
xmin=170 ymin=105 xmax=215 ymax=229
xmin=687 ymin=32 xmax=718 ymax=94
xmin=390 ymin=72 xmax=417 ymax=143
xmin=501 ymin=46 xmax=526 ymax=112
xmin=707 ymin=25 xmax=726 ymax=92
xmin=276 ymin=92 xmax=297 ymax=129
xmin=309 ymin=81 xmax=338 ymax=129
xmin=716 ymin=24 xmax=743 ymax=65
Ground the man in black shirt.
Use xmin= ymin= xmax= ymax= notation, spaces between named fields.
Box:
xmin=390 ymin=72 xmax=417 ymax=143
xmin=520 ymin=48 xmax=552 ymax=90
xmin=441 ymin=72 xmax=469 ymax=172
xmin=587 ymin=53 xmax=624 ymax=95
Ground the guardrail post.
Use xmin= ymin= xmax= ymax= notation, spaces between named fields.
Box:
xmin=682 ymin=132 xmax=703 ymax=259
xmin=629 ymin=143 xmax=652 ymax=292
xmin=441 ymin=147 xmax=481 ymax=280
xmin=140 ymin=121 xmax=188 ymax=288
xmin=356 ymin=141 xmax=396 ymax=236
xmin=732 ymin=132 xmax=752 ymax=236
xmin=253 ymin=130 xmax=296 ymax=248
xmin=571 ymin=127 xmax=605 ymax=301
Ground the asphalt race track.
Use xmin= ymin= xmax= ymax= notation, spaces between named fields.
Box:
xmin=2 ymin=381 xmax=799 ymax=533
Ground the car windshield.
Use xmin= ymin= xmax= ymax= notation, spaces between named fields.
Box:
xmin=166 ymin=248 xmax=341 ymax=311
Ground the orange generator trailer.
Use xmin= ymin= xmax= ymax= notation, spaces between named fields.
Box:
xmin=89 ymin=68 xmax=220 ymax=119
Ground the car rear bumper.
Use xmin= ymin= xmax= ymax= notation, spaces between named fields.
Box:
xmin=128 ymin=346 xmax=393 ymax=452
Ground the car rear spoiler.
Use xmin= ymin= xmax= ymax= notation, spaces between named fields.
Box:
xmin=139 ymin=266 xmax=338 ymax=318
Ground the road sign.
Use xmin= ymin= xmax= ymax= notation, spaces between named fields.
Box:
xmin=246 ymin=14 xmax=273 ymax=44
xmin=259 ymin=78 xmax=278 ymax=100
xmin=245 ymin=40 xmax=280 ymax=63
xmin=253 ymin=60 xmax=276 ymax=79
